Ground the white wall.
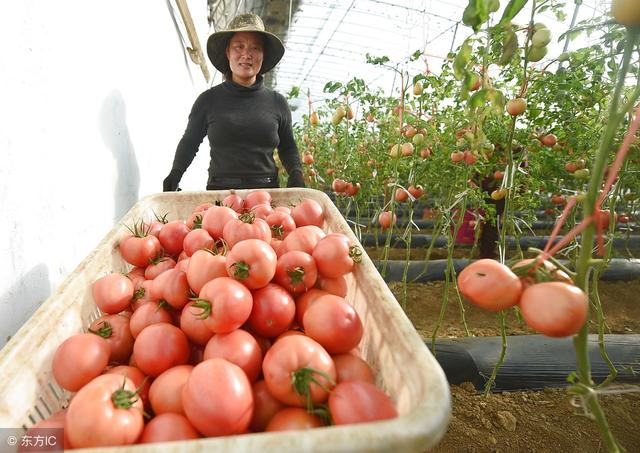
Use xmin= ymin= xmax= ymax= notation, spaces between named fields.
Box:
xmin=0 ymin=0 xmax=216 ymax=348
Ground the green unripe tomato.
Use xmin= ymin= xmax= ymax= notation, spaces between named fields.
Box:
xmin=573 ymin=169 xmax=590 ymax=180
xmin=533 ymin=22 xmax=548 ymax=31
xmin=528 ymin=45 xmax=548 ymax=62
xmin=532 ymin=29 xmax=552 ymax=47
xmin=412 ymin=133 xmax=425 ymax=146
xmin=558 ymin=52 xmax=570 ymax=62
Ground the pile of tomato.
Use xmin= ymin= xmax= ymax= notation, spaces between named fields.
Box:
xmin=457 ymin=258 xmax=588 ymax=337
xmin=33 ymin=190 xmax=398 ymax=448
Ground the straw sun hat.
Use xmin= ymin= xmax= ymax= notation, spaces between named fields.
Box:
xmin=206 ymin=13 xmax=285 ymax=75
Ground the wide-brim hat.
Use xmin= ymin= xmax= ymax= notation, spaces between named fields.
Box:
xmin=206 ymin=13 xmax=285 ymax=75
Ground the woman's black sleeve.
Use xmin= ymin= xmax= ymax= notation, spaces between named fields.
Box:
xmin=171 ymin=92 xmax=209 ymax=174
xmin=275 ymin=93 xmax=303 ymax=179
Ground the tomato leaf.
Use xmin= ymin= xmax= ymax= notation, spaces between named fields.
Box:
xmin=453 ymin=40 xmax=472 ymax=81
xmin=462 ymin=0 xmax=489 ymax=32
xmin=499 ymin=27 xmax=520 ymax=66
xmin=499 ymin=0 xmax=529 ymax=25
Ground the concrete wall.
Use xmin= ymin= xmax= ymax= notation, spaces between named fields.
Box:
xmin=0 ymin=0 xmax=217 ymax=348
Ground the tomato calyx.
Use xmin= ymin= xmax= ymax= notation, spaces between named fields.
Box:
xmin=152 ymin=211 xmax=169 ymax=225
xmin=111 ymin=378 xmax=140 ymax=410
xmin=148 ymin=255 xmax=170 ymax=266
xmin=349 ymin=245 xmax=363 ymax=263
xmin=287 ymin=267 xmax=306 ymax=286
xmin=309 ymin=403 xmax=333 ymax=426
xmin=190 ymin=299 xmax=212 ymax=320
xmin=157 ymin=299 xmax=172 ymax=311
xmin=88 ymin=321 xmax=113 ymax=339
xmin=133 ymin=287 xmax=146 ymax=301
xmin=291 ymin=367 xmax=336 ymax=411
xmin=124 ymin=219 xmax=153 ymax=238
xmin=230 ymin=261 xmax=250 ymax=280
xmin=271 ymin=224 xmax=285 ymax=240
xmin=191 ymin=213 xmax=203 ymax=229
xmin=239 ymin=212 xmax=257 ymax=224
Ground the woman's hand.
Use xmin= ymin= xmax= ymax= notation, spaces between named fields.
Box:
xmin=163 ymin=169 xmax=184 ymax=192
xmin=287 ymin=169 xmax=305 ymax=188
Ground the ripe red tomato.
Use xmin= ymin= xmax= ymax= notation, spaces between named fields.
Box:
xmin=282 ymin=225 xmax=326 ymax=254
xmin=519 ymin=282 xmax=588 ymax=337
xmin=53 ymin=333 xmax=110 ymax=392
xmin=266 ymin=407 xmax=323 ymax=431
xmin=303 ymin=152 xmax=314 ymax=165
xmin=128 ymin=301 xmax=173 ymax=338
xmin=89 ymin=314 xmax=134 ymax=364
xmin=203 ymin=329 xmax=263 ymax=382
xmin=201 ymin=205 xmax=238 ymax=239
xmin=180 ymin=301 xmax=215 ymax=345
xmin=378 ymin=211 xmax=397 ymax=229
xmin=617 ymin=213 xmax=630 ymax=224
xmin=182 ymin=228 xmax=214 ymax=257
xmin=295 ymin=288 xmax=330 ymax=327
xmin=551 ymin=194 xmax=567 ymax=205
xmin=457 ymin=259 xmax=523 ymax=311
xmin=395 ymin=188 xmax=409 ymax=202
xmin=104 ymin=365 xmax=151 ymax=409
xmin=148 ymin=364 xmax=193 ymax=415
xmin=138 ymin=413 xmax=200 ymax=443
xmin=144 ymin=257 xmax=176 ymax=280
xmin=133 ymin=322 xmax=190 ymax=377
xmin=303 ymin=295 xmax=363 ymax=354
xmin=407 ymin=185 xmax=424 ymax=199
xmin=274 ymin=250 xmax=318 ymax=295
xmin=450 ymin=151 xmax=465 ymax=163
xmin=313 ymin=233 xmax=358 ymax=278
xmin=332 ymin=179 xmax=347 ymax=193
xmin=344 ymin=182 xmax=361 ymax=197
xmin=262 ymin=335 xmax=336 ymax=407
xmin=541 ymin=134 xmax=558 ymax=147
xmin=92 ymin=273 xmax=134 ymax=314
xmin=506 ymin=98 xmax=527 ymax=116
xmin=226 ymin=239 xmax=277 ymax=289
xmin=291 ymin=199 xmax=324 ymax=228
xmin=244 ymin=190 xmax=272 ymax=210
xmin=186 ymin=249 xmax=228 ymax=295
xmin=158 ymin=220 xmax=190 ymax=256
xmin=246 ymin=283 xmax=296 ymax=337
xmin=149 ymin=268 xmax=190 ymax=310
xmin=66 ymin=374 xmax=144 ymax=448
xmin=266 ymin=211 xmax=297 ymax=240
xmin=315 ymin=274 xmax=348 ymax=297
xmin=182 ymin=358 xmax=254 ymax=437
xmin=250 ymin=380 xmax=285 ymax=432
xmin=463 ymin=150 xmax=478 ymax=165
xmin=195 ymin=276 xmax=253 ymax=333
xmin=223 ymin=214 xmax=272 ymax=248
xmin=223 ymin=193 xmax=245 ymax=212
xmin=328 ymin=381 xmax=397 ymax=425
xmin=332 ymin=353 xmax=375 ymax=384
xmin=119 ymin=233 xmax=162 ymax=267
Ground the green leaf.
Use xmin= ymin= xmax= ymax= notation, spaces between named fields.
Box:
xmin=469 ymin=89 xmax=487 ymax=108
xmin=462 ymin=0 xmax=489 ymax=32
xmin=499 ymin=0 xmax=529 ymax=25
xmin=453 ymin=40 xmax=472 ymax=81
xmin=499 ymin=27 xmax=519 ymax=66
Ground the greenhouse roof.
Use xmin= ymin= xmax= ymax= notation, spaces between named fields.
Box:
xmin=254 ymin=0 xmax=609 ymax=120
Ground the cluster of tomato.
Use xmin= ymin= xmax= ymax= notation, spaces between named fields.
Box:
xmin=457 ymin=258 xmax=588 ymax=338
xmin=34 ymin=191 xmax=398 ymax=448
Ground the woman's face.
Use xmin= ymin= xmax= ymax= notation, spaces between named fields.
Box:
xmin=226 ymin=32 xmax=264 ymax=86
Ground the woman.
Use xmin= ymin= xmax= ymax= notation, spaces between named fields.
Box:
xmin=163 ymin=13 xmax=304 ymax=191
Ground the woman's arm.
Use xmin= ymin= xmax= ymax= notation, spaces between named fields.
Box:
xmin=163 ymin=92 xmax=209 ymax=191
xmin=274 ymin=93 xmax=304 ymax=188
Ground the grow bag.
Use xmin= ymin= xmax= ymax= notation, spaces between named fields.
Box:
xmin=375 ymin=259 xmax=640 ymax=282
xmin=361 ymin=233 xmax=640 ymax=251
xmin=432 ymin=334 xmax=640 ymax=392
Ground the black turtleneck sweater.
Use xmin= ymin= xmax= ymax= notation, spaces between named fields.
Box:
xmin=171 ymin=76 xmax=302 ymax=186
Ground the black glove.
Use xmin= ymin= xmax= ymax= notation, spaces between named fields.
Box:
xmin=163 ymin=169 xmax=184 ymax=192
xmin=287 ymin=169 xmax=305 ymax=188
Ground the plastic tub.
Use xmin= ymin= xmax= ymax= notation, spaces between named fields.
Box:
xmin=0 ymin=188 xmax=451 ymax=452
